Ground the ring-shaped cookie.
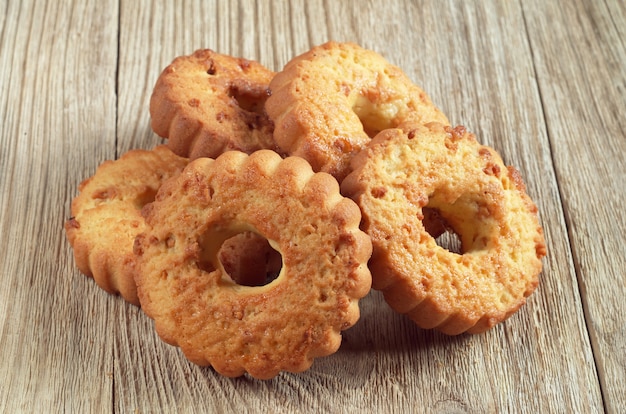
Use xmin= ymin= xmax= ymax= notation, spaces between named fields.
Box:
xmin=65 ymin=145 xmax=188 ymax=305
xmin=341 ymin=122 xmax=546 ymax=334
xmin=134 ymin=150 xmax=372 ymax=379
xmin=266 ymin=41 xmax=449 ymax=181
xmin=150 ymin=49 xmax=279 ymax=159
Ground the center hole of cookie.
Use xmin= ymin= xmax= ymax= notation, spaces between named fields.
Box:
xmin=228 ymin=85 xmax=267 ymax=113
xmin=217 ymin=231 xmax=282 ymax=287
xmin=134 ymin=188 xmax=158 ymax=210
xmin=422 ymin=207 xmax=463 ymax=254
xmin=352 ymin=91 xmax=395 ymax=138
xmin=423 ymin=192 xmax=497 ymax=255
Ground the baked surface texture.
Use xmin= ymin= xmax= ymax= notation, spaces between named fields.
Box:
xmin=266 ymin=41 xmax=449 ymax=181
xmin=64 ymin=145 xmax=188 ymax=305
xmin=134 ymin=150 xmax=372 ymax=379
xmin=150 ymin=49 xmax=279 ymax=159
xmin=341 ymin=122 xmax=546 ymax=334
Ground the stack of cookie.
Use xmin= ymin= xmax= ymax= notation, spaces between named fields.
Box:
xmin=65 ymin=42 xmax=546 ymax=379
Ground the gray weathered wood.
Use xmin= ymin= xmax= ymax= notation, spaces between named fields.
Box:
xmin=1 ymin=0 xmax=623 ymax=412
xmin=0 ymin=0 xmax=118 ymax=412
xmin=522 ymin=0 xmax=626 ymax=412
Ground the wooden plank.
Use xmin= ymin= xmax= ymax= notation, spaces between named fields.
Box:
xmin=112 ymin=0 xmax=603 ymax=412
xmin=522 ymin=0 xmax=626 ymax=411
xmin=0 ymin=0 xmax=118 ymax=411
xmin=1 ymin=0 xmax=615 ymax=412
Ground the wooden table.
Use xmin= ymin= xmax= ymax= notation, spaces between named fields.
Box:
xmin=1 ymin=0 xmax=624 ymax=412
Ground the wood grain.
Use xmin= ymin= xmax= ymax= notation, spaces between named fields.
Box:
xmin=0 ymin=0 xmax=118 ymax=412
xmin=522 ymin=0 xmax=626 ymax=411
xmin=1 ymin=0 xmax=623 ymax=412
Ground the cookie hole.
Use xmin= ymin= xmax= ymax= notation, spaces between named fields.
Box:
xmin=228 ymin=85 xmax=268 ymax=113
xmin=218 ymin=231 xmax=282 ymax=287
xmin=197 ymin=254 xmax=216 ymax=273
xmin=134 ymin=188 xmax=158 ymax=209
xmin=433 ymin=230 xmax=463 ymax=255
xmin=352 ymin=89 xmax=395 ymax=138
xmin=422 ymin=207 xmax=463 ymax=254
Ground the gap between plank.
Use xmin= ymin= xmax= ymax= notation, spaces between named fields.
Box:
xmin=111 ymin=1 xmax=121 ymax=411
xmin=114 ymin=0 xmax=121 ymax=160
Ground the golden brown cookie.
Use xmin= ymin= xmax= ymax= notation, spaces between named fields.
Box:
xmin=341 ymin=122 xmax=546 ymax=334
xmin=266 ymin=41 xmax=449 ymax=181
xmin=134 ymin=150 xmax=372 ymax=379
xmin=64 ymin=145 xmax=188 ymax=305
xmin=150 ymin=49 xmax=279 ymax=159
